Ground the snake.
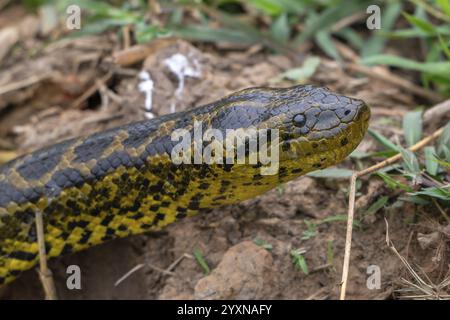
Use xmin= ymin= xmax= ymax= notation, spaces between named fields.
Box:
xmin=0 ymin=85 xmax=370 ymax=285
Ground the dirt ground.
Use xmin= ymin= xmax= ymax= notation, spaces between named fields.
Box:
xmin=0 ymin=7 xmax=449 ymax=300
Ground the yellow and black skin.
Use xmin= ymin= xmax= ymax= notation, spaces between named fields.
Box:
xmin=0 ymin=85 xmax=370 ymax=285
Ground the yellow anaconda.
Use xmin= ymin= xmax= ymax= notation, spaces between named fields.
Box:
xmin=0 ymin=85 xmax=370 ymax=285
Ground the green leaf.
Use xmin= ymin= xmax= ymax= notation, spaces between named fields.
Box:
xmin=193 ymin=248 xmax=210 ymax=275
xmin=371 ymin=150 xmax=398 ymax=158
xmin=336 ymin=28 xmax=364 ymax=50
xmin=384 ymin=25 xmax=450 ymax=38
xmin=135 ymin=23 xmax=171 ymax=43
xmin=273 ymin=56 xmax=321 ymax=83
xmin=315 ymin=30 xmax=341 ymax=61
xmin=402 ymin=12 xmax=436 ymax=34
xmin=438 ymin=34 xmax=450 ymax=59
xmin=349 ymin=149 xmax=371 ymax=159
xmin=253 ymin=238 xmax=273 ymax=251
xmin=294 ymin=2 xmax=367 ymax=44
xmin=368 ymin=129 xmax=401 ymax=152
xmin=403 ymin=110 xmax=423 ymax=146
xmin=437 ymin=122 xmax=450 ymax=157
xmin=437 ymin=0 xmax=450 ymax=17
xmin=326 ymin=241 xmax=334 ymax=266
xmin=400 ymin=147 xmax=421 ymax=175
xmin=363 ymin=196 xmax=389 ymax=216
xmin=435 ymin=158 xmax=450 ymax=167
xmin=441 ymin=145 xmax=450 ymax=162
xmin=307 ymin=167 xmax=354 ymax=179
xmin=270 ymin=13 xmax=290 ymax=43
xmin=268 ymin=0 xmax=309 ymax=15
xmin=409 ymin=186 xmax=450 ymax=201
xmin=173 ymin=25 xmax=258 ymax=44
xmin=363 ymin=54 xmax=450 ymax=81
xmin=290 ymin=249 xmax=309 ymax=275
xmin=320 ymin=215 xmax=348 ymax=223
xmin=302 ymin=220 xmax=317 ymax=240
xmin=248 ymin=0 xmax=284 ymax=16
xmin=399 ymin=195 xmax=430 ymax=205
xmin=376 ymin=172 xmax=413 ymax=192
xmin=424 ymin=146 xmax=439 ymax=176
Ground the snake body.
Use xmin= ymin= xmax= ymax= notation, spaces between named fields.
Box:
xmin=0 ymin=85 xmax=370 ymax=285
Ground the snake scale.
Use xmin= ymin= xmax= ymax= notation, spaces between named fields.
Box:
xmin=0 ymin=85 xmax=370 ymax=285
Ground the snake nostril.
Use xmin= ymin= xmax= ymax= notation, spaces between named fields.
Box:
xmin=344 ymin=109 xmax=351 ymax=116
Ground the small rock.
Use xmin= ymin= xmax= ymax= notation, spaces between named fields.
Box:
xmin=194 ymin=241 xmax=277 ymax=299
xmin=417 ymin=231 xmax=440 ymax=250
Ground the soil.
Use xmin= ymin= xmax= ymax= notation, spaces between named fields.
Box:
xmin=0 ymin=9 xmax=448 ymax=299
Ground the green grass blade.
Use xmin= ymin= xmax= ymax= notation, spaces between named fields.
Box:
xmin=272 ymin=56 xmax=321 ymax=83
xmin=315 ymin=30 xmax=341 ymax=61
xmin=402 ymin=12 xmax=436 ymax=34
xmin=270 ymin=13 xmax=290 ymax=43
xmin=363 ymin=196 xmax=389 ymax=216
xmin=193 ymin=248 xmax=211 ymax=275
xmin=307 ymin=168 xmax=354 ymax=179
xmin=368 ymin=129 xmax=401 ymax=152
xmin=424 ymin=146 xmax=439 ymax=175
xmin=403 ymin=110 xmax=423 ymax=146
xmin=399 ymin=147 xmax=421 ymax=175
xmin=363 ymin=54 xmax=450 ymax=80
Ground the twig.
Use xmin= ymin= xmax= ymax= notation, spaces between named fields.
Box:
xmin=114 ymin=264 xmax=145 ymax=287
xmin=306 ymin=287 xmax=329 ymax=300
xmin=339 ymin=172 xmax=357 ymax=300
xmin=114 ymin=253 xmax=193 ymax=287
xmin=112 ymin=38 xmax=177 ymax=67
xmin=35 ymin=209 xmax=57 ymax=300
xmin=147 ymin=263 xmax=176 ymax=276
xmin=122 ymin=25 xmax=131 ymax=49
xmin=331 ymin=11 xmax=367 ymax=32
xmin=0 ymin=73 xmax=50 ymax=96
xmin=423 ymin=99 xmax=450 ymax=124
xmin=70 ymin=72 xmax=112 ymax=109
xmin=344 ymin=62 xmax=442 ymax=103
xmin=432 ymin=199 xmax=450 ymax=224
xmin=357 ymin=126 xmax=445 ymax=177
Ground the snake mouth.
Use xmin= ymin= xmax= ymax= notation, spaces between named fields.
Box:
xmin=326 ymin=100 xmax=370 ymax=160
xmin=352 ymin=100 xmax=371 ymax=141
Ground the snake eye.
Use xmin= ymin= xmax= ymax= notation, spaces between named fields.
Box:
xmin=293 ymin=114 xmax=306 ymax=128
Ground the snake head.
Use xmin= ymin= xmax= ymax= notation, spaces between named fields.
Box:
xmin=263 ymin=85 xmax=371 ymax=173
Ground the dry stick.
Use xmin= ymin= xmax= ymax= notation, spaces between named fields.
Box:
xmin=345 ymin=62 xmax=442 ymax=103
xmin=423 ymin=99 xmax=450 ymax=124
xmin=35 ymin=209 xmax=57 ymax=300
xmin=0 ymin=73 xmax=50 ymax=96
xmin=339 ymin=124 xmax=446 ymax=300
xmin=357 ymin=126 xmax=445 ymax=178
xmin=70 ymin=72 xmax=112 ymax=109
xmin=339 ymin=172 xmax=357 ymax=300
